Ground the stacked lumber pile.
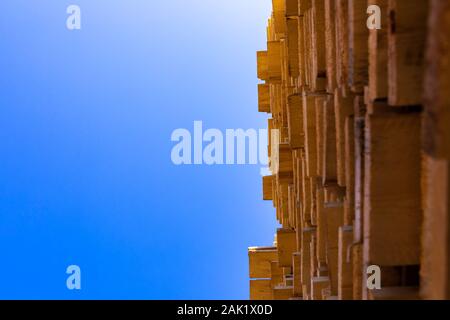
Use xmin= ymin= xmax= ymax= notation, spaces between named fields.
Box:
xmin=249 ymin=0 xmax=450 ymax=300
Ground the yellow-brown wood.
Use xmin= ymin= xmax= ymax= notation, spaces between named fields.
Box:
xmin=364 ymin=111 xmax=422 ymax=266
xmin=287 ymin=94 xmax=304 ymax=149
xmin=277 ymin=228 xmax=297 ymax=267
xmin=348 ymin=0 xmax=369 ymax=93
xmin=250 ymin=279 xmax=273 ymax=300
xmin=388 ymin=0 xmax=428 ymax=106
xmin=273 ymin=285 xmax=294 ymax=300
xmin=257 ymin=51 xmax=269 ymax=81
xmin=421 ymin=0 xmax=450 ymax=300
xmin=338 ymin=226 xmax=353 ymax=300
xmin=258 ymin=83 xmax=271 ymax=113
xmin=368 ymin=0 xmax=388 ymax=101
xmin=249 ymin=247 xmax=278 ymax=279
xmin=250 ymin=0 xmax=447 ymax=301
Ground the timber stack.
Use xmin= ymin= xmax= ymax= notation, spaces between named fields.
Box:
xmin=249 ymin=0 xmax=450 ymax=300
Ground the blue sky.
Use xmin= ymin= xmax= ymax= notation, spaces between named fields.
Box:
xmin=0 ymin=0 xmax=277 ymax=299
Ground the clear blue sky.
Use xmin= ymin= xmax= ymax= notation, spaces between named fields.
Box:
xmin=0 ymin=0 xmax=277 ymax=299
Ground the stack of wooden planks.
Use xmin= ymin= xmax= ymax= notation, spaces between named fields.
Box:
xmin=249 ymin=0 xmax=450 ymax=300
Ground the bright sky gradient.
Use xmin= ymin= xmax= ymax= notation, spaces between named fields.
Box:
xmin=0 ymin=0 xmax=277 ymax=299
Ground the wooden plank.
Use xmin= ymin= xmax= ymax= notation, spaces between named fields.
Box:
xmin=334 ymin=89 xmax=354 ymax=186
xmin=263 ymin=175 xmax=274 ymax=201
xmin=270 ymin=85 xmax=281 ymax=121
xmin=311 ymin=0 xmax=327 ymax=91
xmin=353 ymin=112 xmax=365 ymax=244
xmin=297 ymin=15 xmax=306 ymax=86
xmin=421 ymin=156 xmax=449 ymax=300
xmin=268 ymin=41 xmax=283 ymax=83
xmin=338 ymin=226 xmax=353 ymax=300
xmin=348 ymin=0 xmax=369 ymax=93
xmin=311 ymin=277 xmax=330 ymax=300
xmin=344 ymin=114 xmax=355 ymax=225
xmin=309 ymin=177 xmax=318 ymax=225
xmin=277 ymin=228 xmax=297 ymax=267
xmin=316 ymin=185 xmax=327 ymax=265
xmin=273 ymin=285 xmax=294 ymax=300
xmin=310 ymin=234 xmax=318 ymax=279
xmin=421 ymin=0 xmax=450 ymax=300
xmin=388 ymin=0 xmax=428 ymax=106
xmin=271 ymin=261 xmax=284 ymax=289
xmin=288 ymin=184 xmax=296 ymax=227
xmin=257 ymin=51 xmax=269 ymax=81
xmin=287 ymin=17 xmax=300 ymax=78
xmin=292 ymin=252 xmax=303 ymax=297
xmin=324 ymin=0 xmax=337 ymax=93
xmin=352 ymin=243 xmax=363 ymax=300
xmin=304 ymin=9 xmax=312 ymax=87
xmin=285 ymin=0 xmax=299 ymax=17
xmin=303 ymin=92 xmax=320 ymax=177
xmin=272 ymin=142 xmax=293 ymax=175
xmin=267 ymin=17 xmax=276 ymax=42
xmin=248 ymin=247 xmax=278 ymax=278
xmin=298 ymin=0 xmax=312 ymax=15
xmin=250 ymin=279 xmax=273 ymax=300
xmin=368 ymin=0 xmax=389 ymax=101
xmin=287 ymin=94 xmax=304 ymax=149
xmin=279 ymin=183 xmax=290 ymax=227
xmin=272 ymin=0 xmax=287 ymax=36
xmin=363 ymin=111 xmax=422 ymax=266
xmin=423 ymin=0 xmax=450 ymax=160
xmin=301 ymin=154 xmax=311 ymax=224
xmin=301 ymin=227 xmax=315 ymax=296
xmin=324 ymin=202 xmax=344 ymax=295
xmin=335 ymin=0 xmax=349 ymax=87
xmin=295 ymin=154 xmax=304 ymax=217
xmin=323 ymin=96 xmax=338 ymax=183
xmin=315 ymin=96 xmax=326 ymax=177
xmin=281 ymin=39 xmax=290 ymax=89
xmin=258 ymin=83 xmax=271 ymax=113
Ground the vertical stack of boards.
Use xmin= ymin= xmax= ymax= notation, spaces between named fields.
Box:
xmin=249 ymin=0 xmax=450 ymax=300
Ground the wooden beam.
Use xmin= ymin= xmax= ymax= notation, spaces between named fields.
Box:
xmin=348 ymin=0 xmax=369 ymax=93
xmin=334 ymin=89 xmax=354 ymax=186
xmin=250 ymin=279 xmax=273 ymax=300
xmin=268 ymin=41 xmax=283 ymax=83
xmin=335 ymin=0 xmax=349 ymax=87
xmin=258 ymin=83 xmax=271 ymax=113
xmin=387 ymin=0 xmax=428 ymax=106
xmin=421 ymin=0 xmax=450 ymax=300
xmin=257 ymin=51 xmax=269 ymax=81
xmin=277 ymin=228 xmax=297 ymax=267
xmin=263 ymin=175 xmax=274 ymax=201
xmin=338 ymin=226 xmax=354 ymax=300
xmin=311 ymin=0 xmax=327 ymax=91
xmin=249 ymin=247 xmax=278 ymax=278
xmin=368 ymin=0 xmax=389 ymax=101
xmin=287 ymin=94 xmax=304 ymax=149
xmin=323 ymin=96 xmax=338 ymax=183
xmin=324 ymin=0 xmax=337 ymax=93
xmin=363 ymin=110 xmax=422 ymax=266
